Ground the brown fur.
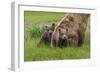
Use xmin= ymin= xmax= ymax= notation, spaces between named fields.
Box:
xmin=51 ymin=13 xmax=89 ymax=47
xmin=51 ymin=26 xmax=68 ymax=47
xmin=39 ymin=23 xmax=55 ymax=45
xmin=67 ymin=28 xmax=78 ymax=47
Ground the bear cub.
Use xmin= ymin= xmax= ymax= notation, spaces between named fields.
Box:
xmin=39 ymin=23 xmax=55 ymax=44
xmin=51 ymin=26 xmax=68 ymax=48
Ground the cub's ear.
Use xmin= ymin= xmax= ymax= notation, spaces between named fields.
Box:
xmin=58 ymin=28 xmax=61 ymax=32
xmin=51 ymin=23 xmax=55 ymax=30
xmin=66 ymin=28 xmax=68 ymax=32
xmin=44 ymin=25 xmax=49 ymax=30
xmin=52 ymin=23 xmax=55 ymax=27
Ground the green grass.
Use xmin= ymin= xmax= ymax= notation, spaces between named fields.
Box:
xmin=24 ymin=11 xmax=90 ymax=61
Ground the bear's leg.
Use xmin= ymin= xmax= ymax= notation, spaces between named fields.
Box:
xmin=78 ymin=31 xmax=84 ymax=46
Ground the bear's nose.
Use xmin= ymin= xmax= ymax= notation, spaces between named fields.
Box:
xmin=64 ymin=37 xmax=67 ymax=39
xmin=63 ymin=35 xmax=68 ymax=39
xmin=63 ymin=35 xmax=66 ymax=39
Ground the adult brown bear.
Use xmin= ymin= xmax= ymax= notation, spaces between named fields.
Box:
xmin=67 ymin=28 xmax=79 ymax=47
xmin=51 ymin=13 xmax=90 ymax=48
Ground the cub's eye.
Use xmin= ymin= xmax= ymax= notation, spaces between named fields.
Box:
xmin=49 ymin=32 xmax=52 ymax=35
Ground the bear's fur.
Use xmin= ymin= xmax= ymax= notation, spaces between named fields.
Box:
xmin=51 ymin=13 xmax=89 ymax=47
xmin=67 ymin=28 xmax=79 ymax=47
xmin=51 ymin=26 xmax=68 ymax=47
xmin=39 ymin=23 xmax=55 ymax=45
xmin=58 ymin=27 xmax=68 ymax=47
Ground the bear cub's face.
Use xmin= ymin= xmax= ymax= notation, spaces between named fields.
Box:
xmin=45 ymin=23 xmax=55 ymax=39
xmin=58 ymin=28 xmax=68 ymax=40
xmin=58 ymin=27 xmax=68 ymax=47
xmin=41 ymin=23 xmax=55 ymax=43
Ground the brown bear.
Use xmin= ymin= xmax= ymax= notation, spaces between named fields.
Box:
xmin=51 ymin=13 xmax=89 ymax=47
xmin=51 ymin=26 xmax=68 ymax=48
xmin=39 ymin=23 xmax=55 ymax=45
xmin=67 ymin=28 xmax=79 ymax=47
xmin=58 ymin=27 xmax=68 ymax=47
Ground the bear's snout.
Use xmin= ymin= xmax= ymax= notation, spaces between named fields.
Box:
xmin=62 ymin=34 xmax=68 ymax=40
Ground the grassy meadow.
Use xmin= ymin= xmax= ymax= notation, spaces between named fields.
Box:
xmin=24 ymin=11 xmax=90 ymax=61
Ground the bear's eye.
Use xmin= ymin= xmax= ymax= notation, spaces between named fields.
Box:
xmin=49 ymin=33 xmax=52 ymax=37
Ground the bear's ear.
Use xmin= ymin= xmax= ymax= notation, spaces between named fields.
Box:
xmin=66 ymin=28 xmax=68 ymax=32
xmin=51 ymin=23 xmax=55 ymax=30
xmin=58 ymin=28 xmax=61 ymax=32
xmin=44 ymin=25 xmax=49 ymax=30
xmin=52 ymin=23 xmax=55 ymax=27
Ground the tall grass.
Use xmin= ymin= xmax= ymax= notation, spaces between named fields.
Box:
xmin=24 ymin=11 xmax=90 ymax=61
